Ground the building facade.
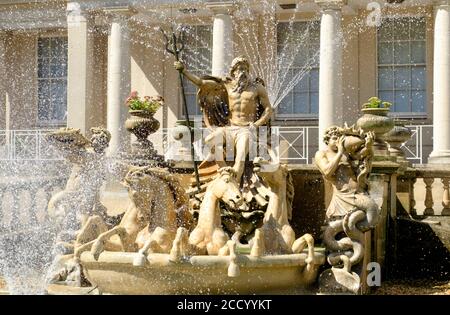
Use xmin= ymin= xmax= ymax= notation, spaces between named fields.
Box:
xmin=0 ymin=0 xmax=449 ymax=164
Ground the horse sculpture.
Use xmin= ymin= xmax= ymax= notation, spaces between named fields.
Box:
xmin=188 ymin=167 xmax=244 ymax=255
xmin=45 ymin=127 xmax=111 ymax=253
xmin=74 ymin=166 xmax=190 ymax=260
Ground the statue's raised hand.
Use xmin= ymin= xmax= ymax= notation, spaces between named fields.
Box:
xmin=174 ymin=61 xmax=185 ymax=72
xmin=338 ymin=135 xmax=346 ymax=154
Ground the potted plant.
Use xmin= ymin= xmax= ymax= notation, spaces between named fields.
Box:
xmin=124 ymin=91 xmax=163 ymax=150
xmin=356 ymin=97 xmax=395 ymax=157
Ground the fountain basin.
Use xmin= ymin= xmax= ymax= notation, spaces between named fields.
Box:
xmin=81 ymin=251 xmax=326 ymax=294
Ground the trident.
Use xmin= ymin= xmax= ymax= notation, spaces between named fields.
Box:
xmin=160 ymin=26 xmax=201 ymax=191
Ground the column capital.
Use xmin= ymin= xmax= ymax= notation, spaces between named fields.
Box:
xmin=315 ymin=0 xmax=347 ymax=10
xmin=206 ymin=1 xmax=236 ymax=15
xmin=67 ymin=2 xmax=92 ymax=22
xmin=103 ymin=5 xmax=137 ymax=22
xmin=433 ymin=0 xmax=450 ymax=6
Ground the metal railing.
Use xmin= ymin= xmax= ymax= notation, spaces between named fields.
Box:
xmin=0 ymin=130 xmax=61 ymax=161
xmin=0 ymin=125 xmax=433 ymax=164
xmin=401 ymin=125 xmax=433 ymax=165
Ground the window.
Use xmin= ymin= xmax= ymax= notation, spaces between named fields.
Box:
xmin=377 ymin=17 xmax=427 ymax=115
xmin=37 ymin=37 xmax=68 ymax=125
xmin=276 ymin=21 xmax=320 ymax=117
xmin=181 ymin=25 xmax=212 ymax=117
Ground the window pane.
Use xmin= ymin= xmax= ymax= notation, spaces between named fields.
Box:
xmin=411 ymin=41 xmax=426 ymax=64
xmin=276 ymin=21 xmax=320 ymax=116
xmin=378 ymin=67 xmax=393 ymax=90
xmin=411 ymin=90 xmax=426 ymax=113
xmin=378 ymin=42 xmax=393 ymax=64
xmin=378 ymin=20 xmax=393 ymax=41
xmin=185 ymin=94 xmax=198 ymax=116
xmin=293 ymin=49 xmax=308 ymax=67
xmin=294 ymin=74 xmax=308 ymax=92
xmin=278 ymin=95 xmax=293 ymax=114
xmin=394 ymin=42 xmax=410 ymax=64
xmin=38 ymin=58 xmax=50 ymax=78
xmin=310 ymin=69 xmax=319 ymax=91
xmin=38 ymin=80 xmax=50 ymax=121
xmin=410 ymin=18 xmax=426 ymax=40
xmin=38 ymin=38 xmax=50 ymax=58
xmin=394 ymin=91 xmax=409 ymax=112
xmin=50 ymin=58 xmax=66 ymax=78
xmin=310 ymin=92 xmax=318 ymax=114
xmin=379 ymin=91 xmax=394 ymax=104
xmin=394 ymin=66 xmax=410 ymax=89
xmin=411 ymin=66 xmax=426 ymax=90
xmin=50 ymin=80 xmax=67 ymax=120
xmin=393 ymin=19 xmax=410 ymax=40
xmin=293 ymin=93 xmax=308 ymax=114
xmin=51 ymin=38 xmax=67 ymax=58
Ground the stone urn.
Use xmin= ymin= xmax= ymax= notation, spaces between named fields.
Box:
xmin=125 ymin=110 xmax=160 ymax=159
xmin=383 ymin=120 xmax=412 ymax=165
xmin=356 ymin=107 xmax=394 ymax=158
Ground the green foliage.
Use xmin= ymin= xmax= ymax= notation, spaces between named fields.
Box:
xmin=362 ymin=97 xmax=392 ymax=109
xmin=125 ymin=91 xmax=164 ymax=114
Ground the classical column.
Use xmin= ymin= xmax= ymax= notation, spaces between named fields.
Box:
xmin=429 ymin=1 xmax=450 ymax=163
xmin=0 ymin=32 xmax=7 ymax=131
xmin=207 ymin=2 xmax=234 ymax=77
xmin=316 ymin=0 xmax=346 ymax=149
xmin=66 ymin=2 xmax=95 ymax=135
xmin=105 ymin=7 xmax=134 ymax=156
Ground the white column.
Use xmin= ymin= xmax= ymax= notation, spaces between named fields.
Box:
xmin=105 ymin=8 xmax=134 ymax=156
xmin=429 ymin=1 xmax=450 ymax=163
xmin=316 ymin=0 xmax=346 ymax=150
xmin=0 ymin=33 xmax=7 ymax=130
xmin=66 ymin=2 xmax=95 ymax=135
xmin=207 ymin=2 xmax=234 ymax=77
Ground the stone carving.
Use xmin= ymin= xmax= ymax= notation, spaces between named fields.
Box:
xmin=175 ymin=56 xmax=314 ymax=256
xmin=174 ymin=56 xmax=273 ymax=184
xmin=315 ymin=125 xmax=380 ymax=294
xmin=74 ymin=166 xmax=191 ymax=261
xmin=188 ymin=166 xmax=243 ymax=255
xmin=45 ymin=127 xmax=112 ymax=253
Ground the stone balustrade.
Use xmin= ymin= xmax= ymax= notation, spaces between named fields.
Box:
xmin=0 ymin=175 xmax=67 ymax=232
xmin=398 ymin=166 xmax=450 ymax=217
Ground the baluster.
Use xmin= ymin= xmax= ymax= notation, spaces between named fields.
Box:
xmin=442 ymin=178 xmax=450 ymax=215
xmin=27 ymin=186 xmax=39 ymax=227
xmin=410 ymin=177 xmax=417 ymax=216
xmin=0 ymin=187 xmax=4 ymax=228
xmin=423 ymin=177 xmax=435 ymax=216
xmin=10 ymin=187 xmax=21 ymax=229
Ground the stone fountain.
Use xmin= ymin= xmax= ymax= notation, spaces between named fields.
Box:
xmin=44 ymin=56 xmax=327 ymax=295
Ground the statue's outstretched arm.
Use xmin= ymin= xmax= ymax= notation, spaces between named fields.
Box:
xmin=174 ymin=61 xmax=217 ymax=88
xmin=254 ymin=84 xmax=273 ymax=127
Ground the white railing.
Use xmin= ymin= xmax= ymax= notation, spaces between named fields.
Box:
xmin=401 ymin=125 xmax=433 ymax=165
xmin=0 ymin=130 xmax=62 ymax=161
xmin=0 ymin=125 xmax=433 ymax=164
